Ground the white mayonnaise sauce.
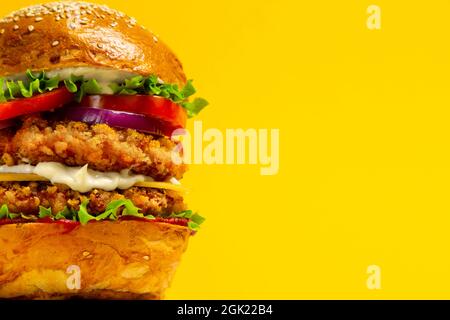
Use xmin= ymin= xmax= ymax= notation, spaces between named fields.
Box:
xmin=0 ymin=162 xmax=155 ymax=193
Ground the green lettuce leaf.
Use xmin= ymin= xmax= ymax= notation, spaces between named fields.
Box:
xmin=0 ymin=204 xmax=8 ymax=219
xmin=170 ymin=210 xmax=205 ymax=231
xmin=171 ymin=209 xmax=194 ymax=219
xmin=97 ymin=199 xmax=155 ymax=221
xmin=191 ymin=213 xmax=206 ymax=225
xmin=64 ymin=79 xmax=78 ymax=93
xmin=181 ymin=80 xmax=196 ymax=98
xmin=76 ymin=78 xmax=102 ymax=102
xmin=0 ymin=200 xmax=204 ymax=231
xmin=111 ymin=76 xmax=208 ymax=117
xmin=182 ymin=98 xmax=209 ymax=118
xmin=64 ymin=74 xmax=83 ymax=93
xmin=77 ymin=200 xmax=96 ymax=225
xmin=0 ymin=79 xmax=6 ymax=103
xmin=77 ymin=198 xmax=155 ymax=224
xmin=187 ymin=221 xmax=201 ymax=231
xmin=38 ymin=206 xmax=53 ymax=219
xmin=0 ymin=204 xmax=19 ymax=219
xmin=5 ymin=81 xmax=20 ymax=100
xmin=54 ymin=206 xmax=75 ymax=220
xmin=0 ymin=70 xmax=59 ymax=102
xmin=0 ymin=70 xmax=208 ymax=117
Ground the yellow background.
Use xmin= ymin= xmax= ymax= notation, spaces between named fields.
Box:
xmin=2 ymin=0 xmax=450 ymax=299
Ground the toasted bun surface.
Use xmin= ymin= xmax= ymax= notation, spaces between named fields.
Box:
xmin=0 ymin=221 xmax=190 ymax=299
xmin=0 ymin=1 xmax=186 ymax=86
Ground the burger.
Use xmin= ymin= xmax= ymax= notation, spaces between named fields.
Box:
xmin=0 ymin=1 xmax=207 ymax=299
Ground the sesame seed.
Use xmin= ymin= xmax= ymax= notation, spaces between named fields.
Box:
xmin=97 ymin=43 xmax=104 ymax=49
xmin=143 ymin=256 xmax=150 ymax=260
xmin=69 ymin=22 xmax=76 ymax=30
xmin=153 ymin=36 xmax=158 ymax=43
xmin=51 ymin=40 xmax=60 ymax=47
xmin=13 ymin=25 xmax=19 ymax=31
xmin=5 ymin=3 xmax=134 ymax=35
xmin=0 ymin=29 xmax=4 ymax=35
xmin=27 ymin=25 xmax=34 ymax=32
xmin=82 ymin=251 xmax=90 ymax=257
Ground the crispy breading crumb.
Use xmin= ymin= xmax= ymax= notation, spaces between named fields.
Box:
xmin=0 ymin=114 xmax=187 ymax=181
xmin=1 ymin=153 xmax=14 ymax=166
xmin=0 ymin=181 xmax=186 ymax=216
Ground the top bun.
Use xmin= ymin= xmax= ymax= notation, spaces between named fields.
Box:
xmin=0 ymin=1 xmax=186 ymax=86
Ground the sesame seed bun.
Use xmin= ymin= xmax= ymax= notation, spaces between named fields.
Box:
xmin=0 ymin=220 xmax=190 ymax=299
xmin=0 ymin=1 xmax=186 ymax=86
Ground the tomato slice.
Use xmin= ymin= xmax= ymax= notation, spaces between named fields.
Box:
xmin=0 ymin=88 xmax=74 ymax=121
xmin=80 ymin=95 xmax=187 ymax=129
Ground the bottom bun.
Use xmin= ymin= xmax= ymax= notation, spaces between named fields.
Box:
xmin=0 ymin=220 xmax=190 ymax=299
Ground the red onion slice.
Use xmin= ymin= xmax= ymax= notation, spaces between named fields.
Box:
xmin=57 ymin=107 xmax=177 ymax=136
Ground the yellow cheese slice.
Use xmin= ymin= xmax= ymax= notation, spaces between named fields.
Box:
xmin=133 ymin=181 xmax=186 ymax=192
xmin=0 ymin=173 xmax=47 ymax=182
xmin=0 ymin=173 xmax=186 ymax=192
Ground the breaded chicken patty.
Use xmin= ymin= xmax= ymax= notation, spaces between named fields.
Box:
xmin=0 ymin=114 xmax=186 ymax=181
xmin=0 ymin=182 xmax=186 ymax=217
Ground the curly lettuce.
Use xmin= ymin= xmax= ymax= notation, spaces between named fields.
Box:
xmin=0 ymin=70 xmax=208 ymax=118
xmin=169 ymin=209 xmax=206 ymax=231
xmin=0 ymin=200 xmax=204 ymax=231
xmin=0 ymin=70 xmax=60 ymax=103
xmin=109 ymin=75 xmax=209 ymax=118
